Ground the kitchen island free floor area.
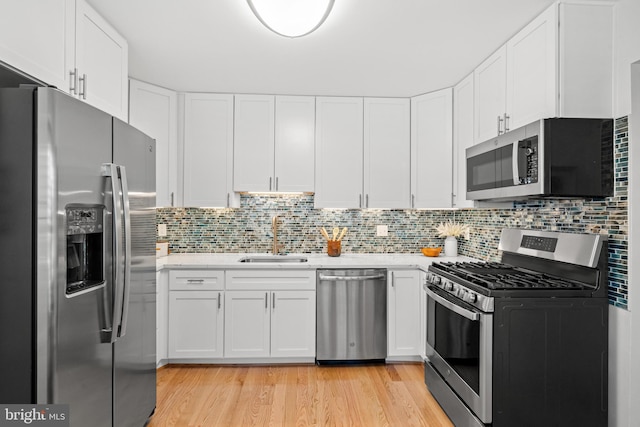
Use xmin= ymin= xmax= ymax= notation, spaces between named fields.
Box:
xmin=149 ymin=363 xmax=452 ymax=426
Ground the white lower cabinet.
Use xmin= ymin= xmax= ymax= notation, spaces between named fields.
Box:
xmin=224 ymin=270 xmax=316 ymax=360
xmin=169 ymin=290 xmax=224 ymax=359
xmin=419 ymin=270 xmax=427 ymax=360
xmin=156 ymin=270 xmax=168 ymax=366
xmin=224 ymin=290 xmax=271 ymax=358
xmin=168 ymin=270 xmax=224 ymax=360
xmin=224 ymin=290 xmax=316 ymax=359
xmin=387 ymin=269 xmax=422 ymax=359
xmin=270 ymin=290 xmax=316 ymax=357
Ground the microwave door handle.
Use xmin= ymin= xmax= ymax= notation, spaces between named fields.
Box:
xmin=512 ymin=142 xmax=520 ymax=185
xmin=426 ymin=287 xmax=480 ymax=321
xmin=102 ymin=163 xmax=124 ymax=344
xmin=116 ymin=165 xmax=132 ymax=338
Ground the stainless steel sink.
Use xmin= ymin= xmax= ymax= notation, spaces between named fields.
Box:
xmin=238 ymin=256 xmax=308 ymax=263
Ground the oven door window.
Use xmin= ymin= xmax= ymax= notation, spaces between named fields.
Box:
xmin=428 ymin=295 xmax=481 ymax=394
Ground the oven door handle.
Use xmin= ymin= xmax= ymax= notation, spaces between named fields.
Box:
xmin=426 ymin=287 xmax=480 ymax=321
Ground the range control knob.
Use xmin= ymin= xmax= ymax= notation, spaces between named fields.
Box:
xmin=464 ymin=292 xmax=478 ymax=303
xmin=430 ymin=274 xmax=441 ymax=285
xmin=443 ymin=281 xmax=454 ymax=291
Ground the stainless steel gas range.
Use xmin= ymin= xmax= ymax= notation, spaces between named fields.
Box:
xmin=424 ymin=228 xmax=608 ymax=427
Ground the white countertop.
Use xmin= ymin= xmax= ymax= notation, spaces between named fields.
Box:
xmin=156 ymin=252 xmax=477 ymax=271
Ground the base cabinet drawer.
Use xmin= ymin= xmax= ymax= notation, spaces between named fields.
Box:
xmin=169 ymin=270 xmax=224 ymax=291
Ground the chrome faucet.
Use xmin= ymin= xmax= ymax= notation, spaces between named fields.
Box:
xmin=271 ymin=215 xmax=284 ymax=255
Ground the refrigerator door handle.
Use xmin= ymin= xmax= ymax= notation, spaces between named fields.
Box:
xmin=102 ymin=163 xmax=125 ymax=343
xmin=116 ymin=165 xmax=132 ymax=338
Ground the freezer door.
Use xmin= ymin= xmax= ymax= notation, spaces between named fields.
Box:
xmin=36 ymin=88 xmax=113 ymax=427
xmin=112 ymin=118 xmax=157 ymax=426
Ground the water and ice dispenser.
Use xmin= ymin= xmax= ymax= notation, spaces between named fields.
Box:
xmin=66 ymin=205 xmax=105 ymax=295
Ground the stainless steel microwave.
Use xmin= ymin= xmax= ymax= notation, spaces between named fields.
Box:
xmin=466 ymin=118 xmax=613 ymax=201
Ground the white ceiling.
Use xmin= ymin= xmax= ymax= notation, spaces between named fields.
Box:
xmin=87 ymin=0 xmax=568 ymax=97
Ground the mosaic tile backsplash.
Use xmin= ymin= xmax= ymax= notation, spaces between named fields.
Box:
xmin=157 ymin=117 xmax=629 ymax=309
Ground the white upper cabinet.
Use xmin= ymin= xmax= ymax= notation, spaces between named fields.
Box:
xmin=474 ymin=45 xmax=508 ymax=144
xmin=233 ymin=95 xmax=315 ymax=193
xmin=474 ymin=2 xmax=613 ymax=144
xmin=274 ymin=96 xmax=315 ymax=192
xmin=0 ymin=0 xmax=75 ymax=91
xmin=364 ymin=98 xmax=411 ymax=209
xmin=411 ymin=88 xmax=453 ymax=209
xmin=452 ymin=74 xmax=475 ymax=208
xmin=183 ymin=93 xmax=238 ymax=207
xmin=129 ymin=79 xmax=178 ymax=207
xmin=233 ymin=95 xmax=275 ymax=192
xmin=316 ymin=96 xmax=411 ymax=209
xmin=557 ymin=2 xmax=613 ymax=118
xmin=315 ymin=97 xmax=364 ymax=208
xmin=0 ymin=0 xmax=128 ymax=120
xmin=75 ymin=0 xmax=128 ymax=120
xmin=505 ymin=5 xmax=557 ymax=132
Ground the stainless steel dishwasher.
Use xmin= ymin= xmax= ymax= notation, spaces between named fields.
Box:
xmin=316 ymin=269 xmax=387 ymax=363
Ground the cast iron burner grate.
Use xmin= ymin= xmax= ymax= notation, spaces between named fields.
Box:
xmin=433 ymin=261 xmax=587 ymax=290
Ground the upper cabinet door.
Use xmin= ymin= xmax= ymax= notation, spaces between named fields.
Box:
xmin=364 ymin=98 xmax=411 ymax=209
xmin=183 ymin=93 xmax=236 ymax=207
xmin=129 ymin=79 xmax=178 ymax=208
xmin=314 ymin=97 xmax=364 ymax=209
xmin=506 ymin=4 xmax=557 ymax=131
xmin=411 ymin=88 xmax=453 ymax=209
xmin=0 ymin=0 xmax=75 ymax=90
xmin=274 ymin=96 xmax=315 ymax=193
xmin=473 ymin=45 xmax=507 ymax=144
xmin=75 ymin=0 xmax=128 ymax=120
xmin=452 ymin=74 xmax=475 ymax=208
xmin=233 ymin=95 xmax=275 ymax=192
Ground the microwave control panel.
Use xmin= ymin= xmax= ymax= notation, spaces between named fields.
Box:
xmin=517 ymin=136 xmax=538 ymax=185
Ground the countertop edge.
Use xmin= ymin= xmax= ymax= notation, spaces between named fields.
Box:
xmin=155 ymin=253 xmax=478 ymax=272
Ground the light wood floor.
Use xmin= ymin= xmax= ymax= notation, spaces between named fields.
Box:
xmin=148 ymin=363 xmax=453 ymax=427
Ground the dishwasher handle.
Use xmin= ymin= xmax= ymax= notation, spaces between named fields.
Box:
xmin=318 ymin=273 xmax=386 ymax=282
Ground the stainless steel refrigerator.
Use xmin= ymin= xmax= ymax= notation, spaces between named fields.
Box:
xmin=0 ymin=86 xmax=156 ymax=427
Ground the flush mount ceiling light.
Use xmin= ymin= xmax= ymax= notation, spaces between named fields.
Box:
xmin=247 ymin=0 xmax=335 ymax=38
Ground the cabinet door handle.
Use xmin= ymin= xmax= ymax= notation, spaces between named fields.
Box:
xmin=497 ymin=115 xmax=504 ymax=135
xmin=366 ymin=194 xmax=369 ymax=208
xmin=269 ymin=177 xmax=272 ymax=191
xmin=79 ymin=73 xmax=87 ymax=100
xmin=218 ymin=292 xmax=221 ymax=309
xmin=186 ymin=279 xmax=204 ymax=284
xmin=272 ymin=292 xmax=275 ymax=309
xmin=504 ymin=113 xmax=510 ymax=132
xmin=69 ymin=68 xmax=78 ymax=95
xmin=275 ymin=177 xmax=279 ymax=191
xmin=412 ymin=194 xmax=415 ymax=208
xmin=391 ymin=271 xmax=395 ymax=287
xmin=227 ymin=193 xmax=230 ymax=207
xmin=359 ymin=194 xmax=362 ymax=208
xmin=171 ymin=192 xmax=174 ymax=207
xmin=265 ymin=292 xmax=268 ymax=309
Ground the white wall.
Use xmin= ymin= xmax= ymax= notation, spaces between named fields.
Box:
xmin=611 ymin=0 xmax=640 ymax=425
